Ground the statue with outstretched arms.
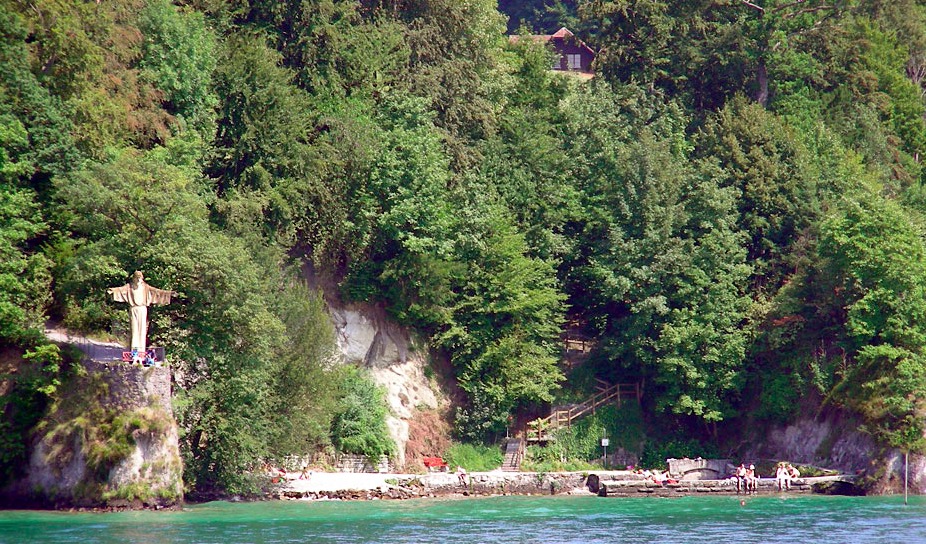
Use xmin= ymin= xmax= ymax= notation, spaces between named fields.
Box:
xmin=107 ymin=271 xmax=175 ymax=353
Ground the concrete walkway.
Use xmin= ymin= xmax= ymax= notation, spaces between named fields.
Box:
xmin=597 ymin=475 xmax=859 ymax=497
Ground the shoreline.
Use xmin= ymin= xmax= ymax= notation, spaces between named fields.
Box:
xmin=271 ymin=470 xmax=861 ymax=502
xmin=0 ymin=470 xmax=865 ymax=511
xmin=272 ymin=470 xmax=598 ymax=501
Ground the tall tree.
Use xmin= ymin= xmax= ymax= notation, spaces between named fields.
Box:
xmin=563 ymin=83 xmax=752 ymax=425
xmin=138 ymin=0 xmax=219 ymax=139
xmin=694 ymin=96 xmax=818 ymax=294
xmin=438 ymin=194 xmax=566 ymax=440
xmin=820 ymin=193 xmax=926 ymax=452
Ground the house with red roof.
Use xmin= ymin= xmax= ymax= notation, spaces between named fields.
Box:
xmin=509 ymin=27 xmax=595 ymax=76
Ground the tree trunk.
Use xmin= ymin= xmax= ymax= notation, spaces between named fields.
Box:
xmin=756 ymin=57 xmax=769 ymax=107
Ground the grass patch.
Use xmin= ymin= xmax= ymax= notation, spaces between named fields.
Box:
xmin=521 ymin=448 xmax=598 ymax=473
xmin=444 ymin=442 xmax=503 ymax=472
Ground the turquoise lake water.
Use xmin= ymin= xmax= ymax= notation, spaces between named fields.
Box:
xmin=0 ymin=495 xmax=924 ymax=543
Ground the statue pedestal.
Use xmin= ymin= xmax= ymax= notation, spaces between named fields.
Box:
xmin=23 ymin=361 xmax=182 ymax=507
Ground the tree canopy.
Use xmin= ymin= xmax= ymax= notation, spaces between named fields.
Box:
xmin=4 ymin=0 xmax=926 ymax=493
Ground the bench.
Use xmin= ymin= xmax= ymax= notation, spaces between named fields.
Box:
xmin=422 ymin=456 xmax=448 ymax=471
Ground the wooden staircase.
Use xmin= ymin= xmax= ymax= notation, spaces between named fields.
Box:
xmin=526 ymin=380 xmax=640 ymax=442
xmin=501 ymin=437 xmax=524 ymax=472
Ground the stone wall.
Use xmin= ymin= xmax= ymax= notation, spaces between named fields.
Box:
xmin=750 ymin=409 xmax=875 ymax=472
xmin=746 ymin=407 xmax=926 ymax=494
xmin=82 ymin=360 xmax=173 ymax=414
xmin=22 ymin=361 xmax=182 ymax=507
xmin=668 ymin=458 xmax=731 ymax=480
xmin=335 ymin=454 xmax=391 ymax=473
xmin=597 ymin=475 xmax=861 ymax=497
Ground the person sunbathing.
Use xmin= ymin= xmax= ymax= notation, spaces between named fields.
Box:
xmin=650 ymin=470 xmax=678 ymax=486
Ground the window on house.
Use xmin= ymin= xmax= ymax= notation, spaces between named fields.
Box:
xmin=567 ymin=54 xmax=581 ymax=70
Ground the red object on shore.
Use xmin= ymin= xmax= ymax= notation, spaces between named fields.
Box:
xmin=423 ymin=457 xmax=448 ymax=471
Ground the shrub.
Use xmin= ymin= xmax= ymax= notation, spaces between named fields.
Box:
xmin=444 ymin=442 xmax=503 ymax=472
xmin=331 ymin=366 xmax=395 ymax=459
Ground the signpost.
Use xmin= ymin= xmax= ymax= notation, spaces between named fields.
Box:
xmin=601 ymin=437 xmax=609 ymax=468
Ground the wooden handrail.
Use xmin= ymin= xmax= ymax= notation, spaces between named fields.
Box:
xmin=526 ymin=382 xmax=639 ymax=441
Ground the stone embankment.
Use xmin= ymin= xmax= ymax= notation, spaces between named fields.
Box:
xmin=278 ymin=471 xmax=601 ymax=501
xmin=22 ymin=360 xmax=182 ymax=508
xmin=596 ymin=475 xmax=860 ymax=497
xmin=276 ymin=470 xmax=861 ymax=501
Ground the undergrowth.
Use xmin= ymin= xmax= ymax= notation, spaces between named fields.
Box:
xmin=444 ymin=442 xmax=503 ymax=472
xmin=36 ymin=365 xmax=175 ymax=501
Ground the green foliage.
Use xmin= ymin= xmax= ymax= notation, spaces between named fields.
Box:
xmin=0 ymin=343 xmax=60 ymax=485
xmin=0 ymin=5 xmax=78 ymax=176
xmin=639 ymin=438 xmax=719 ymax=470
xmin=444 ymin=442 xmax=504 ymax=472
xmin=755 ymin=372 xmax=802 ymax=424
xmin=331 ymin=366 xmax=395 ymax=459
xmin=6 ymin=0 xmax=926 ymax=496
xmin=809 ymin=17 xmax=926 ymax=188
xmin=499 ymin=0 xmax=581 ymax=34
xmin=564 ymin=83 xmax=751 ymax=423
xmin=694 ymin=96 xmax=817 ymax=291
xmin=579 ymin=0 xmax=678 ymax=89
xmin=266 ymin=284 xmax=340 ymax=458
xmin=818 ymin=193 xmax=926 ymax=452
xmin=521 ymin=445 xmax=597 ymax=473
xmin=0 ymin=183 xmax=52 ymax=341
xmin=402 ymin=0 xmax=507 ymax=169
xmin=441 ymin=197 xmax=566 ymax=440
xmin=522 ymin=403 xmax=644 ymax=471
xmin=210 ymin=31 xmax=323 ymax=247
xmin=138 ymin=0 xmax=219 ymax=138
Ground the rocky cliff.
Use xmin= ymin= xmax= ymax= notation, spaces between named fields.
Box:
xmin=748 ymin=407 xmax=926 ymax=494
xmin=328 ymin=303 xmax=446 ymax=469
xmin=20 ymin=361 xmax=182 ymax=507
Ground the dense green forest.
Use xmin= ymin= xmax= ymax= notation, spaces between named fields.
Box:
xmin=3 ymin=0 xmax=926 ymax=494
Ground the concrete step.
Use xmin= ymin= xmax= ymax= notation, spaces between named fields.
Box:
xmin=501 ymin=438 xmax=523 ymax=472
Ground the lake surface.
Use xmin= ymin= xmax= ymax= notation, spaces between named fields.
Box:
xmin=0 ymin=494 xmax=923 ymax=544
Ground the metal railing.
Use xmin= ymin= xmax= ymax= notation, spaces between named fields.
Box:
xmin=60 ymin=337 xmax=166 ymax=364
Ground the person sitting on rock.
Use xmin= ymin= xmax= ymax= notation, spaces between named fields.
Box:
xmin=745 ymin=464 xmax=758 ymax=494
xmin=736 ymin=464 xmax=747 ymax=493
xmin=776 ymin=463 xmax=790 ymax=491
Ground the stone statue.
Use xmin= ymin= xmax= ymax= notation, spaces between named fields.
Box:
xmin=107 ymin=271 xmax=175 ymax=353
